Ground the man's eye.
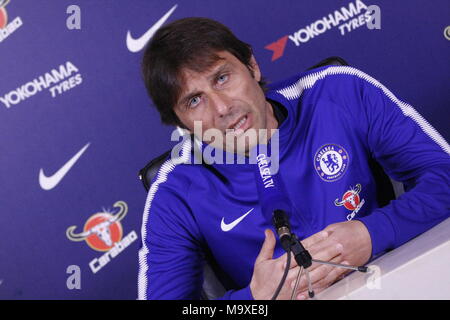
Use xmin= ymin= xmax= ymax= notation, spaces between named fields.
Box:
xmin=217 ymin=74 xmax=229 ymax=84
xmin=188 ymin=96 xmax=201 ymax=108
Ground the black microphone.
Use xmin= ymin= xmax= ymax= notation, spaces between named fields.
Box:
xmin=251 ymin=148 xmax=292 ymax=250
xmin=251 ymin=146 xmax=311 ymax=268
xmin=251 ymin=146 xmax=367 ymax=301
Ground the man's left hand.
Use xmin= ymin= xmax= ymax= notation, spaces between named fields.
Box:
xmin=293 ymin=220 xmax=372 ymax=299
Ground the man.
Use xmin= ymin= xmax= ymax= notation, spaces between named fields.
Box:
xmin=138 ymin=17 xmax=450 ymax=300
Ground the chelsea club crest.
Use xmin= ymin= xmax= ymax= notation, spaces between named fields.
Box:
xmin=314 ymin=144 xmax=349 ymax=182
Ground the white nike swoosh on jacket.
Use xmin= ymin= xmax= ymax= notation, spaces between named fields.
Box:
xmin=126 ymin=4 xmax=177 ymax=53
xmin=220 ymin=208 xmax=254 ymax=232
xmin=39 ymin=143 xmax=90 ymax=191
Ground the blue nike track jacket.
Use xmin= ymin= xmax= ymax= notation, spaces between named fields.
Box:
xmin=138 ymin=65 xmax=450 ymax=300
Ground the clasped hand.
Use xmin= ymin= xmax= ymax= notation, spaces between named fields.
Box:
xmin=249 ymin=220 xmax=372 ymax=300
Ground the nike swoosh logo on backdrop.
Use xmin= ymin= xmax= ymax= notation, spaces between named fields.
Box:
xmin=221 ymin=208 xmax=254 ymax=232
xmin=126 ymin=4 xmax=178 ymax=53
xmin=39 ymin=143 xmax=90 ymax=190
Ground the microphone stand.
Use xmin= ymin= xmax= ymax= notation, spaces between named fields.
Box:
xmin=273 ymin=210 xmax=368 ymax=299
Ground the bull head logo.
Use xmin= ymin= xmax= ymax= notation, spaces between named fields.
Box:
xmin=0 ymin=0 xmax=10 ymax=8
xmin=66 ymin=201 xmax=128 ymax=250
xmin=334 ymin=184 xmax=362 ymax=209
xmin=0 ymin=0 xmax=9 ymax=29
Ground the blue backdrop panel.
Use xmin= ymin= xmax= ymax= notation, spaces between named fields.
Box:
xmin=0 ymin=0 xmax=448 ymax=299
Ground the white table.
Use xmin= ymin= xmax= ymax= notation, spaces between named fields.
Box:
xmin=316 ymin=218 xmax=450 ymax=300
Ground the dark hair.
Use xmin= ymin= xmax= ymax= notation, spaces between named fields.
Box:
xmin=141 ymin=17 xmax=267 ymax=127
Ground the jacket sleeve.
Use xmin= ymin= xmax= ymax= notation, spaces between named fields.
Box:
xmin=344 ymin=69 xmax=450 ymax=257
xmin=138 ymin=181 xmax=254 ymax=300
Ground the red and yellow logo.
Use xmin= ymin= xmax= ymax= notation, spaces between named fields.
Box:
xmin=66 ymin=201 xmax=128 ymax=252
xmin=0 ymin=0 xmax=10 ymax=29
xmin=334 ymin=184 xmax=365 ymax=221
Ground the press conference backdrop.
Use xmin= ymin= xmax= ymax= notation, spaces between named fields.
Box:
xmin=0 ymin=0 xmax=449 ymax=299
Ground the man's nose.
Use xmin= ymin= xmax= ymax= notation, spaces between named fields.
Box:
xmin=209 ymin=92 xmax=232 ymax=117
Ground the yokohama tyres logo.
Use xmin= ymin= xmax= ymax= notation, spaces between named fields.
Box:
xmin=265 ymin=0 xmax=373 ymax=61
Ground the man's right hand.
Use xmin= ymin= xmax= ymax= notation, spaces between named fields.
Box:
xmin=249 ymin=229 xmax=300 ymax=300
xmin=249 ymin=228 xmax=332 ymax=300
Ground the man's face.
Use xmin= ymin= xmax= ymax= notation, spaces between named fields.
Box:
xmin=173 ymin=51 xmax=278 ymax=154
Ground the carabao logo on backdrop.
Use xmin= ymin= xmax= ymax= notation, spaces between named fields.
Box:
xmin=66 ymin=201 xmax=138 ymax=274
xmin=0 ymin=61 xmax=83 ymax=109
xmin=0 ymin=0 xmax=10 ymax=29
xmin=265 ymin=0 xmax=381 ymax=61
xmin=0 ymin=0 xmax=23 ymax=43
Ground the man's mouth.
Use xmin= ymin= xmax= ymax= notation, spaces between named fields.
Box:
xmin=227 ymin=113 xmax=251 ymax=135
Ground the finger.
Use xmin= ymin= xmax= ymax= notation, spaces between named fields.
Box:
xmin=297 ymin=267 xmax=348 ymax=300
xmin=276 ymin=266 xmax=303 ymax=300
xmin=300 ymin=230 xmax=329 ymax=250
xmin=298 ymin=239 xmax=343 ymax=274
xmin=308 ymin=259 xmax=343 ymax=288
xmin=285 ymin=265 xmax=302 ymax=285
xmin=308 ymin=239 xmax=343 ymax=263
xmin=282 ymin=235 xmax=342 ymax=274
xmin=255 ymin=229 xmax=276 ymax=263
xmin=276 ymin=251 xmax=298 ymax=269
xmin=293 ymin=255 xmax=343 ymax=293
xmin=314 ymin=261 xmax=351 ymax=289
xmin=297 ymin=286 xmax=327 ymax=300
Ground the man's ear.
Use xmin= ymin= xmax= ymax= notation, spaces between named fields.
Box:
xmin=249 ymin=54 xmax=262 ymax=82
